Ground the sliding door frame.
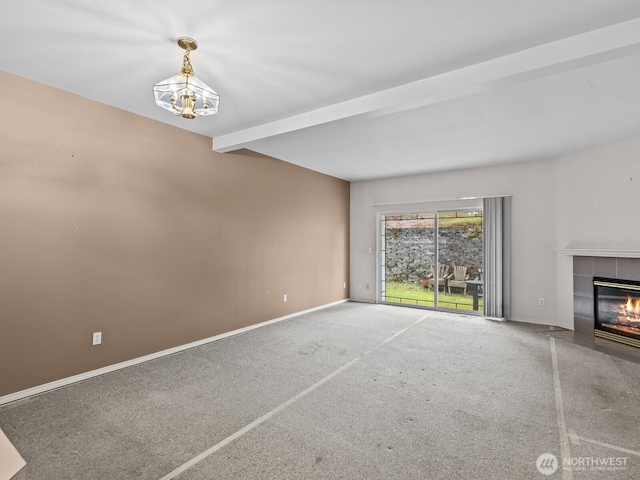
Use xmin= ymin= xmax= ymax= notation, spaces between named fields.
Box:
xmin=377 ymin=205 xmax=483 ymax=314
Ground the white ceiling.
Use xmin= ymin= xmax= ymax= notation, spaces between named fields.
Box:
xmin=2 ymin=0 xmax=640 ymax=181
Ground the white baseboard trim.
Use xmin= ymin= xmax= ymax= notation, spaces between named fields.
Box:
xmin=348 ymin=298 xmax=376 ymax=304
xmin=0 ymin=299 xmax=349 ymax=407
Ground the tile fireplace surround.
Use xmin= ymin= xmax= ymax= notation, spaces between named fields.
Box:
xmin=573 ymin=255 xmax=640 ymax=336
xmin=559 ymin=254 xmax=640 ymax=364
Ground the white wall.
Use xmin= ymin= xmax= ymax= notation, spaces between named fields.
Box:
xmin=351 ymin=134 xmax=640 ymax=328
xmin=351 ymin=137 xmax=640 ymax=328
xmin=351 ymin=158 xmax=558 ymax=326
xmin=555 ymin=136 xmax=640 ymax=250
xmin=554 ymin=135 xmax=640 ymax=325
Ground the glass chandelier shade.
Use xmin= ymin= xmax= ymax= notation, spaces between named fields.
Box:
xmin=153 ymin=37 xmax=219 ymax=119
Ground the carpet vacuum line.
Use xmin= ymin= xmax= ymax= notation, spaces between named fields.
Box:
xmin=158 ymin=312 xmax=433 ymax=480
xmin=550 ymin=337 xmax=573 ymax=480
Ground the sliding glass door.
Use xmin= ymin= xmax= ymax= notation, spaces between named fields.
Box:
xmin=380 ymin=213 xmax=436 ymax=307
xmin=380 ymin=209 xmax=483 ymax=313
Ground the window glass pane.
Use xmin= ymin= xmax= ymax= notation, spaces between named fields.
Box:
xmin=381 ymin=209 xmax=483 ymax=313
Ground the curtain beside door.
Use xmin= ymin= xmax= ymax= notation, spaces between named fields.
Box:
xmin=482 ymin=196 xmax=511 ymax=319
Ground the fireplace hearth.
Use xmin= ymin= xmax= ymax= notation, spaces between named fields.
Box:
xmin=594 ymin=276 xmax=640 ymax=348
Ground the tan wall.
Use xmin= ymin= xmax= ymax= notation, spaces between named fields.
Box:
xmin=0 ymin=71 xmax=350 ymax=397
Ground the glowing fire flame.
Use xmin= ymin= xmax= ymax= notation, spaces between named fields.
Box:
xmin=625 ymin=296 xmax=640 ymax=314
xmin=613 ymin=295 xmax=640 ymax=326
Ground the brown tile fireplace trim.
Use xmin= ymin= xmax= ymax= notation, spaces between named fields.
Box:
xmin=573 ymin=256 xmax=640 ymax=336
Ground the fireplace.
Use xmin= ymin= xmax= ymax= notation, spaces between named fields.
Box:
xmin=594 ymin=276 xmax=640 ymax=348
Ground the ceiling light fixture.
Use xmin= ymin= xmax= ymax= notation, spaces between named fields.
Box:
xmin=153 ymin=37 xmax=219 ymax=119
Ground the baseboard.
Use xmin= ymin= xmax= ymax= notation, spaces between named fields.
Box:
xmin=0 ymin=299 xmax=349 ymax=406
xmin=348 ymin=298 xmax=376 ymax=304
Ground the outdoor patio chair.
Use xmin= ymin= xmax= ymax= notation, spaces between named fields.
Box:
xmin=425 ymin=263 xmax=451 ymax=291
xmin=447 ymin=265 xmax=469 ymax=295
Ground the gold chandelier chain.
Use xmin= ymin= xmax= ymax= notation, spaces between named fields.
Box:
xmin=181 ymin=51 xmax=194 ymax=76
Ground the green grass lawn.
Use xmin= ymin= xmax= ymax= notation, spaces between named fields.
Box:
xmin=384 ymin=281 xmax=483 ymax=311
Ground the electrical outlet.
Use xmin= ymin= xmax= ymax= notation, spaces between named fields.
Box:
xmin=92 ymin=332 xmax=102 ymax=345
xmin=343 ymin=282 xmax=346 ymax=289
xmin=538 ymin=298 xmax=545 ymax=306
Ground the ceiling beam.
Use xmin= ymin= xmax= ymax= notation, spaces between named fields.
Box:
xmin=213 ymin=17 xmax=640 ymax=153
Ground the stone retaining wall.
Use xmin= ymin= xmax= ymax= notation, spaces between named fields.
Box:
xmin=385 ymin=226 xmax=483 ymax=284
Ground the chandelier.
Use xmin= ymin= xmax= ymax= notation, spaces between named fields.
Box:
xmin=153 ymin=37 xmax=219 ymax=119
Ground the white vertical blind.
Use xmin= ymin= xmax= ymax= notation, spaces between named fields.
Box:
xmin=482 ymin=196 xmax=511 ymax=319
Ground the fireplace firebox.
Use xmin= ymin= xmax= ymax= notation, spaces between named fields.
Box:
xmin=594 ymin=276 xmax=640 ymax=348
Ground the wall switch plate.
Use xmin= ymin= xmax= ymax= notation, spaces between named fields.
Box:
xmin=92 ymin=332 xmax=102 ymax=345
xmin=283 ymin=294 xmax=287 ymax=302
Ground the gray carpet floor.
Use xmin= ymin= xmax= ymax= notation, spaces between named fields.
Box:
xmin=1 ymin=302 xmax=639 ymax=479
